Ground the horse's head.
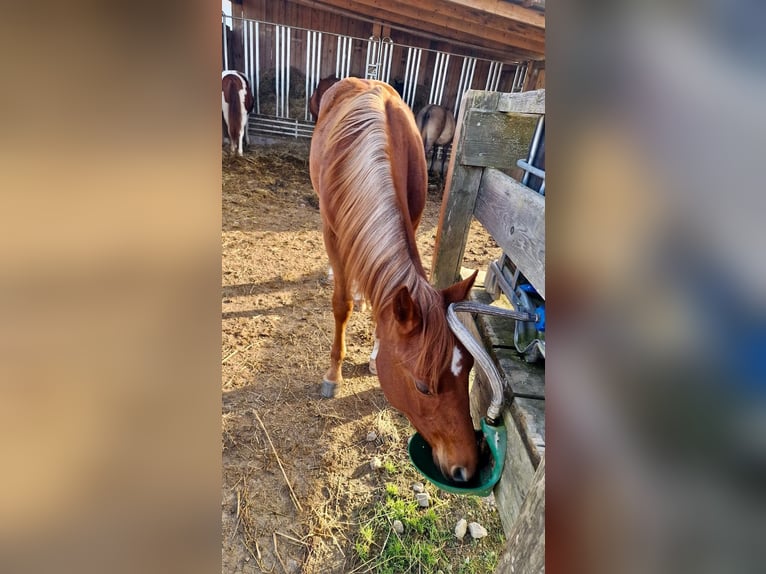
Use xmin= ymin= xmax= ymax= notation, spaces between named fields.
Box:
xmin=375 ymin=271 xmax=480 ymax=483
xmin=309 ymin=75 xmax=340 ymax=122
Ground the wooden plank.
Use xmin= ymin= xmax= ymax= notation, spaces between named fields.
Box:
xmin=495 ymin=454 xmax=545 ymax=574
xmin=493 ymin=397 xmax=541 ymax=535
xmin=288 ymin=0 xmax=540 ymax=62
xmin=474 ymin=168 xmax=545 ymax=298
xmin=497 ymin=89 xmax=545 ymax=114
xmin=495 ymin=348 xmax=545 ymax=399
xmin=442 ymin=0 xmax=545 ymax=30
xmin=461 ymin=110 xmax=539 ymax=168
xmin=512 ymin=397 xmax=545 ymax=465
xmin=432 ymin=91 xmax=499 ymax=289
xmin=306 ymin=0 xmax=545 ymax=55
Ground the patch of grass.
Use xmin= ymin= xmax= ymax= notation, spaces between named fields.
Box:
xmin=352 ymin=475 xmax=502 ymax=574
xmin=382 ymin=459 xmax=398 ymax=474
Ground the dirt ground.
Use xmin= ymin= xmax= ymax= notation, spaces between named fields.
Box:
xmin=222 ymin=140 xmax=503 ymax=574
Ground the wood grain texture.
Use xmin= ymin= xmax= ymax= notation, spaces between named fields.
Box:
xmin=474 ymin=168 xmax=545 ymax=298
xmin=495 ymin=455 xmax=545 ymax=574
xmin=432 ymin=91 xmax=500 ymax=289
xmin=498 ymin=89 xmax=545 ymax=114
xmin=492 ymin=396 xmax=541 ymax=534
xmin=461 ymin=111 xmax=539 ymax=169
xmin=303 ymin=0 xmax=545 ymax=55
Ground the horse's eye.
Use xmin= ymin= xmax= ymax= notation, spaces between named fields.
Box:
xmin=414 ymin=379 xmax=431 ymax=395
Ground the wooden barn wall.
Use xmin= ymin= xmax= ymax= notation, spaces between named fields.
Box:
xmin=226 ymin=0 xmax=539 ymax=116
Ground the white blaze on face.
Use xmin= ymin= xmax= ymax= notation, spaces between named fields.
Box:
xmin=451 ymin=346 xmax=463 ymax=377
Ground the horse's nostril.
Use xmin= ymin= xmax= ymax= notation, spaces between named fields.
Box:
xmin=451 ymin=466 xmax=469 ymax=483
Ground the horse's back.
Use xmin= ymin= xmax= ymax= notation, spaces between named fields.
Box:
xmin=310 ymin=78 xmax=428 ymax=227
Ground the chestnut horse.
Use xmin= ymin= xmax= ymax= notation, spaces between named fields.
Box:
xmin=222 ymin=70 xmax=254 ymax=156
xmin=310 ymin=77 xmax=480 ymax=483
xmin=415 ymin=104 xmax=456 ymax=177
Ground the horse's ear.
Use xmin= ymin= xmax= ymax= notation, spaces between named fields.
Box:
xmin=392 ymin=286 xmax=422 ymax=335
xmin=441 ymin=270 xmax=478 ymax=306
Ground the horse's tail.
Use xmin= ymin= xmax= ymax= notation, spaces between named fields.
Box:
xmin=226 ymin=77 xmax=242 ymax=141
xmin=418 ymin=105 xmax=435 ymax=153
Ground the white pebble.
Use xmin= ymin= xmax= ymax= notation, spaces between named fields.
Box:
xmin=454 ymin=518 xmax=468 ymax=540
xmin=468 ymin=522 xmax=488 ymax=539
xmin=370 ymin=457 xmax=382 ymax=470
xmin=411 ymin=482 xmax=425 ymax=493
xmin=415 ymin=492 xmax=430 ymax=507
xmin=366 ymin=431 xmax=378 ymax=442
xmin=392 ymin=520 xmax=404 ymax=534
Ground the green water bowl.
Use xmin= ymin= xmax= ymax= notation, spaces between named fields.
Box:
xmin=407 ymin=418 xmax=507 ymax=497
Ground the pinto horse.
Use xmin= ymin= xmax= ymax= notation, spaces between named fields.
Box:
xmin=222 ymin=71 xmax=254 ymax=156
xmin=415 ymin=104 xmax=456 ymax=177
xmin=310 ymin=77 xmax=480 ymax=483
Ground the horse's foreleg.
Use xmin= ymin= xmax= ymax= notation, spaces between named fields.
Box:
xmin=368 ymin=335 xmax=380 ymax=375
xmin=323 ymin=283 xmax=353 ymax=398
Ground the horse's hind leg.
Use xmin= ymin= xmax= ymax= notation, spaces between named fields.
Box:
xmin=440 ymin=144 xmax=451 ymax=179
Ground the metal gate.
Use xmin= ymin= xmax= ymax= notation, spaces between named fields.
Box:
xmin=222 ymin=15 xmax=527 ymax=139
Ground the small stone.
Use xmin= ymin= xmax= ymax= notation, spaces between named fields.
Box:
xmin=370 ymin=456 xmax=383 ymax=470
xmin=392 ymin=520 xmax=404 ymax=534
xmin=415 ymin=492 xmax=430 ymax=507
xmin=468 ymin=522 xmax=488 ymax=539
xmin=411 ymin=482 xmax=425 ymax=493
xmin=366 ymin=431 xmax=378 ymax=442
xmin=454 ymin=518 xmax=468 ymax=540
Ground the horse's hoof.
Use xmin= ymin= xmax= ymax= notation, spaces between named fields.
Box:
xmin=320 ymin=380 xmax=337 ymax=398
xmin=368 ymin=358 xmax=377 ymax=375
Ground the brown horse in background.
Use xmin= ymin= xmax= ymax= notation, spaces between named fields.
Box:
xmin=415 ymin=104 xmax=456 ymax=177
xmin=309 ymin=75 xmax=339 ymax=121
xmin=309 ymin=77 xmax=480 ymax=483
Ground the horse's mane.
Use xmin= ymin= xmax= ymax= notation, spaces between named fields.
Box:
xmin=321 ymin=85 xmax=455 ymax=384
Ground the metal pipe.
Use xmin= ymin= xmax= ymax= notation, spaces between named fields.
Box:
xmin=381 ymin=38 xmax=392 ymax=83
xmin=412 ymin=48 xmax=422 ymax=106
xmin=437 ymin=54 xmax=449 ymax=105
xmin=447 ymin=302 xmax=536 ymax=422
xmin=345 ymin=36 xmax=352 ymax=77
xmin=305 ymin=31 xmax=311 ymax=120
xmin=494 ymin=62 xmax=504 ymax=91
xmin=403 ymin=48 xmax=413 ymax=106
xmin=516 ymin=159 xmax=546 ymax=180
xmin=243 ymin=21 xmax=248 ymax=77
xmin=456 ymin=57 xmax=468 ymax=109
xmin=286 ymin=26 xmax=291 ymax=118
xmin=255 ymin=21 xmax=260 ymax=114
xmin=522 ymin=116 xmax=544 ymax=187
xmin=510 ymin=64 xmax=520 ymax=93
xmin=222 ymin=19 xmax=229 ymax=70
xmin=366 ymin=36 xmax=375 ymax=79
xmin=248 ymin=21 xmax=254 ymax=99
xmin=428 ymin=52 xmax=440 ymax=104
xmin=274 ymin=26 xmax=282 ymax=117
